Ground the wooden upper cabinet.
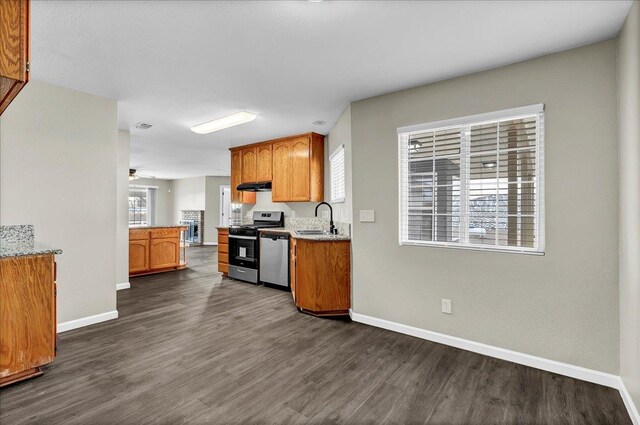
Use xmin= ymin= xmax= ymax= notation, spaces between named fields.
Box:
xmin=241 ymin=147 xmax=257 ymax=183
xmin=256 ymin=144 xmax=272 ymax=182
xmin=0 ymin=0 xmax=29 ymax=115
xmin=230 ymin=148 xmax=255 ymax=204
xmin=230 ymin=132 xmax=324 ymax=203
xmin=271 ymin=141 xmax=291 ymax=202
xmin=289 ymin=137 xmax=311 ymax=201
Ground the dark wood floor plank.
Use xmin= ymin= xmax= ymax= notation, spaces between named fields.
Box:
xmin=0 ymin=246 xmax=631 ymax=425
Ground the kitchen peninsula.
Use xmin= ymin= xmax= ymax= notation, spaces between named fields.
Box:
xmin=129 ymin=225 xmax=187 ymax=277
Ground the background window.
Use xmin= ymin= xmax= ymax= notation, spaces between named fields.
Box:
xmin=330 ymin=144 xmax=346 ymax=203
xmin=398 ymin=105 xmax=544 ymax=254
xmin=129 ymin=186 xmax=157 ymax=226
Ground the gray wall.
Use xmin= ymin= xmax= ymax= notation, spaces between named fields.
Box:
xmin=117 ymin=130 xmax=130 ymax=286
xmin=618 ymin=1 xmax=640 ymax=410
xmin=204 ymin=176 xmax=231 ymax=244
xmin=0 ymin=80 xmax=118 ymax=323
xmin=130 ymin=177 xmax=173 ymax=225
xmin=171 ymin=176 xmax=206 ymax=224
xmin=350 ymin=41 xmax=619 ymax=373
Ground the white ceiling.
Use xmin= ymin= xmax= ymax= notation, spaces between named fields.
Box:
xmin=31 ymin=1 xmax=632 ymax=179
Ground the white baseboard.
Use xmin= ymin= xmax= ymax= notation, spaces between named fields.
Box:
xmin=349 ymin=311 xmax=620 ymax=389
xmin=619 ymin=378 xmax=640 ymax=425
xmin=203 ymin=242 xmax=218 ymax=246
xmin=116 ymin=282 xmax=130 ymax=290
xmin=57 ymin=310 xmax=119 ymax=333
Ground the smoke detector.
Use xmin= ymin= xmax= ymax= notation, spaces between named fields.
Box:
xmin=134 ymin=122 xmax=153 ymax=130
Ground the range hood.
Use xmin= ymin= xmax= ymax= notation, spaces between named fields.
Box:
xmin=236 ymin=181 xmax=272 ymax=192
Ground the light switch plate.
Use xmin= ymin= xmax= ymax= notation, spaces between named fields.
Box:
xmin=442 ymin=299 xmax=452 ymax=314
xmin=359 ymin=210 xmax=375 ymax=222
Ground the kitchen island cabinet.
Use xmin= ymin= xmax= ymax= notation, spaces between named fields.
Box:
xmin=129 ymin=226 xmax=186 ymax=277
xmin=217 ymin=227 xmax=229 ymax=275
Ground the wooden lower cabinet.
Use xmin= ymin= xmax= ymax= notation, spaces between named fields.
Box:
xmin=129 ymin=239 xmax=149 ymax=274
xmin=290 ymin=238 xmax=297 ymax=302
xmin=129 ymin=227 xmax=186 ymax=277
xmin=217 ymin=228 xmax=229 ymax=275
xmin=291 ymin=239 xmax=350 ymax=316
xmin=0 ymin=254 xmax=57 ymax=387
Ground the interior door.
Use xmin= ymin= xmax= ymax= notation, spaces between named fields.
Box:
xmin=289 ymin=137 xmax=311 ymax=201
xmin=271 ymin=141 xmax=291 ymax=202
xmin=220 ymin=186 xmax=231 ymax=227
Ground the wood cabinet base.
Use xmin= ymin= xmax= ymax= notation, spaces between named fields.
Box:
xmin=130 ymin=263 xmax=187 ymax=277
xmin=0 ymin=367 xmax=42 ymax=388
xmin=299 ymin=308 xmax=350 ymax=317
xmin=129 ymin=227 xmax=186 ymax=277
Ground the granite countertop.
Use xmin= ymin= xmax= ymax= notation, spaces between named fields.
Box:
xmin=129 ymin=225 xmax=187 ymax=229
xmin=259 ymin=228 xmax=351 ymax=242
xmin=0 ymin=241 xmax=63 ymax=258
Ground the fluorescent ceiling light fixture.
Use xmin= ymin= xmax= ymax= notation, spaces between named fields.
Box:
xmin=191 ymin=111 xmax=257 ymax=134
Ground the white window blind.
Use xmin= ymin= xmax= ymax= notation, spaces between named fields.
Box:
xmin=398 ymin=104 xmax=545 ymax=254
xmin=330 ymin=144 xmax=346 ymax=203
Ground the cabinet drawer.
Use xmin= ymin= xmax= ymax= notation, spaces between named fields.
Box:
xmin=218 ymin=233 xmax=228 ymax=245
xmin=219 ymin=263 xmax=229 ymax=274
xmin=151 ymin=228 xmax=180 ymax=239
xmin=129 ymin=229 xmax=150 ymax=240
xmin=218 ymin=243 xmax=228 ymax=255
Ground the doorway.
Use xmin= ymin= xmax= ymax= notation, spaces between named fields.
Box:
xmin=220 ymin=185 xmax=231 ymax=227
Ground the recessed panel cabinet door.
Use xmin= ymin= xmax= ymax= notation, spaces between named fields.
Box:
xmin=272 ymin=141 xmax=291 ymax=202
xmin=289 ymin=137 xmax=311 ymax=201
xmin=241 ymin=147 xmax=257 ymax=183
xmin=231 ymin=150 xmax=243 ymax=203
xmin=149 ymin=238 xmax=180 ymax=270
xmin=129 ymin=240 xmax=149 ymax=274
xmin=0 ymin=0 xmax=30 ymax=115
xmin=256 ymin=144 xmax=272 ymax=182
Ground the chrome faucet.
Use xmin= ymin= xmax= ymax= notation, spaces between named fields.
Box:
xmin=315 ymin=202 xmax=338 ymax=235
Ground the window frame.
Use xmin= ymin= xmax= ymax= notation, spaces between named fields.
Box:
xmin=398 ymin=104 xmax=545 ymax=255
xmin=329 ymin=144 xmax=346 ymax=204
xmin=128 ymin=184 xmax=159 ymax=228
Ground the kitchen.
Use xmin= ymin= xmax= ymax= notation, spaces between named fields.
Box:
xmin=1 ymin=1 xmax=638 ymax=424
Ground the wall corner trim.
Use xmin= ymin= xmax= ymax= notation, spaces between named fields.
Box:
xmin=116 ymin=282 xmax=131 ymax=290
xmin=57 ymin=310 xmax=119 ymax=333
xmin=619 ymin=378 xmax=640 ymax=425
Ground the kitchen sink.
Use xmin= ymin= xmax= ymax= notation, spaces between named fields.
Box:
xmin=295 ymin=229 xmax=332 ymax=236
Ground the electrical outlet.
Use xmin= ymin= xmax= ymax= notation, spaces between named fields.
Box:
xmin=442 ymin=299 xmax=452 ymax=314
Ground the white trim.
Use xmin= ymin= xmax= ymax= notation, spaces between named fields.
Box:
xmin=57 ymin=310 xmax=118 ymax=333
xmin=619 ymin=379 xmax=640 ymax=425
xmin=203 ymin=242 xmax=218 ymax=246
xmin=116 ymin=282 xmax=130 ymax=290
xmin=349 ymin=310 xmax=620 ymax=389
xmin=220 ymin=185 xmax=231 ymax=227
xmin=397 ymin=103 xmax=544 ymax=134
xmin=129 ymin=184 xmax=159 ymax=189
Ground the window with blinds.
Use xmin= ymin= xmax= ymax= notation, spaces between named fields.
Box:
xmin=398 ymin=104 xmax=544 ymax=254
xmin=330 ymin=144 xmax=346 ymax=203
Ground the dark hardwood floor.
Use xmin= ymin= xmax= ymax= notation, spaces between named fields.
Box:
xmin=0 ymin=246 xmax=631 ymax=424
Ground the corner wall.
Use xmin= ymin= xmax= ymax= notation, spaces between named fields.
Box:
xmin=117 ymin=130 xmax=130 ymax=286
xmin=0 ymin=80 xmax=118 ymax=323
xmin=350 ymin=41 xmax=619 ymax=374
xmin=618 ymin=0 xmax=640 ymax=413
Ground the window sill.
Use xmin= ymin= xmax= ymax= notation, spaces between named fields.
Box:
xmin=400 ymin=241 xmax=545 ymax=256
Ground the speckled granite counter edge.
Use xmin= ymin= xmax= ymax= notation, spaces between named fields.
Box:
xmin=258 ymin=228 xmax=351 ymax=242
xmin=1 ymin=242 xmax=63 ymax=258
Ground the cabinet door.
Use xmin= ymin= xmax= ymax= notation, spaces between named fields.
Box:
xmin=272 ymin=141 xmax=291 ymax=202
xmin=289 ymin=137 xmax=311 ymax=201
xmin=241 ymin=147 xmax=257 ymax=183
xmin=290 ymin=239 xmax=297 ymax=302
xmin=0 ymin=0 xmax=29 ymax=115
xmin=129 ymin=240 xmax=149 ymax=274
xmin=231 ymin=150 xmax=242 ymax=203
xmin=256 ymin=144 xmax=272 ymax=182
xmin=149 ymin=238 xmax=180 ymax=270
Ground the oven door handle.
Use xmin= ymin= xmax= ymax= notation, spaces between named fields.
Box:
xmin=229 ymin=235 xmax=257 ymax=240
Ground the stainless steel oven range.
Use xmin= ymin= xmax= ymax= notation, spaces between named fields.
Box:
xmin=228 ymin=211 xmax=284 ymax=283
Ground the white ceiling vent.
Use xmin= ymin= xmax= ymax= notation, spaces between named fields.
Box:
xmin=134 ymin=122 xmax=153 ymax=130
